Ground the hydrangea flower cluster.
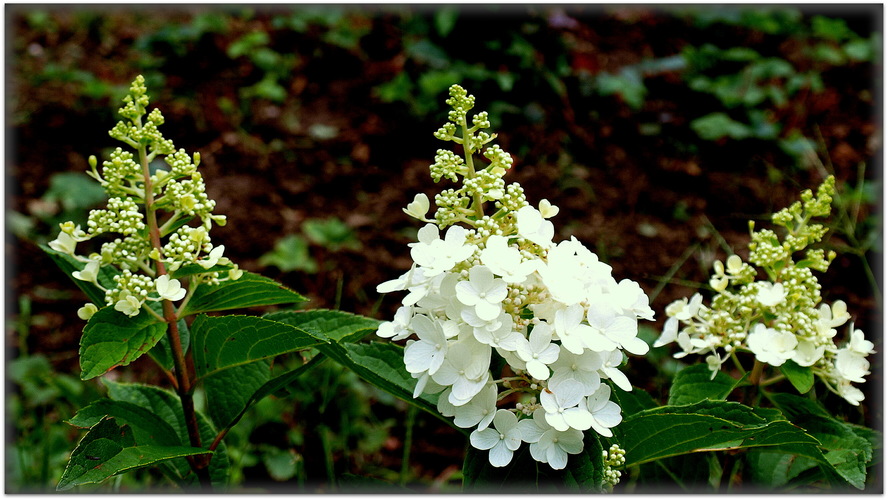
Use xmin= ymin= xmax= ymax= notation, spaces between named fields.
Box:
xmin=377 ymin=85 xmax=651 ymax=472
xmin=48 ymin=75 xmax=241 ymax=320
xmin=654 ymin=176 xmax=874 ymax=405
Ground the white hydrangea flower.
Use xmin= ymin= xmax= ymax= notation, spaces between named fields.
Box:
xmin=585 ymin=384 xmax=622 ymax=438
xmin=515 ymin=322 xmax=560 ymax=380
xmin=431 ymin=337 xmax=491 ymax=405
xmin=403 ymin=315 xmax=453 ymax=376
xmin=653 ymin=317 xmax=679 ymax=348
xmin=197 ymin=244 xmax=225 ymax=269
xmin=554 ymin=304 xmax=615 ymax=355
xmin=479 ymin=235 xmax=538 ymax=284
xmin=586 ymin=303 xmax=647 ymax=355
xmin=155 ymin=274 xmax=186 ymax=301
xmin=746 ymin=323 xmax=797 ymax=366
xmin=469 ymin=409 xmax=523 ymax=467
xmin=72 ymin=260 xmax=101 ymax=284
xmin=519 ymin=409 xmax=585 ymax=470
xmin=599 ymin=350 xmax=632 ymax=392
xmin=541 ymin=379 xmax=594 ymax=432
xmin=755 ymin=282 xmax=787 ymax=307
xmin=376 ymin=305 xmax=413 ymax=341
xmin=48 ymin=230 xmax=77 ymax=254
xmin=834 ymin=348 xmax=870 ymax=383
xmin=516 ymin=205 xmax=554 ymax=249
xmin=455 ymin=266 xmax=507 ymax=322
xmin=411 ymin=224 xmax=475 ymax=277
xmin=548 ymin=349 xmax=603 ymax=394
xmin=792 ymin=339 xmax=826 ymax=367
xmin=403 ymin=193 xmax=430 ymax=220
xmin=439 ymin=383 xmax=498 ymax=430
xmin=114 ymin=294 xmax=143 ymax=317
xmin=836 ymin=380 xmax=865 ymax=406
xmin=77 ymin=303 xmax=99 ymax=320
xmin=848 ymin=325 xmax=875 ymax=355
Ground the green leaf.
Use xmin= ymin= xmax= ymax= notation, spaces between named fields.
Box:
xmin=302 ymin=217 xmax=361 ymax=251
xmin=191 ymin=314 xmax=323 ymax=380
xmin=614 ymin=401 xmax=829 ymax=471
xmin=168 ymin=262 xmax=233 ymax=279
xmin=668 ymin=364 xmax=744 ymax=405
xmin=263 ymin=309 xmax=381 ymax=344
xmin=321 ymin=341 xmax=449 ymax=429
xmin=257 ymin=234 xmax=318 ymax=273
xmin=796 ymin=416 xmax=871 ymax=489
xmin=779 ymin=360 xmax=815 ymax=394
xmin=79 ymin=306 xmax=167 ymax=380
xmin=41 ymin=245 xmax=118 ymax=305
xmin=103 ymin=381 xmax=230 ymax=487
xmin=690 ymin=112 xmax=752 ymax=141
xmin=767 ymin=393 xmax=873 ymax=489
xmin=57 ymin=417 xmax=209 ymax=491
xmin=563 ymin=433 xmax=606 ymax=492
xmin=609 ymin=383 xmax=659 ymax=415
xmin=746 ymin=449 xmax=820 ymax=488
xmin=68 ymin=399 xmax=181 ymax=447
xmin=433 ymin=7 xmax=459 ymax=37
xmin=210 ymin=354 xmax=326 ymax=432
xmin=462 ymin=433 xmax=606 ymax=492
xmin=203 ymin=359 xmax=272 ymax=429
xmin=462 ymin=445 xmax=560 ymax=492
xmin=42 ymin=172 xmax=107 ymax=212
xmin=147 ymin=318 xmax=190 ymax=372
xmin=261 ymin=310 xmax=450 ymax=428
xmin=190 ymin=314 xmax=325 ymax=431
xmin=179 ymin=271 xmax=307 ymax=316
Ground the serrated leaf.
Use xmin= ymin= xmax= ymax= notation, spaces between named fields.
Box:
xmin=788 ymin=412 xmax=873 ymax=489
xmin=190 ymin=315 xmax=323 ymax=380
xmin=103 ymin=381 xmax=230 ymax=487
xmin=211 ymin=354 xmax=326 ymax=432
xmin=68 ymin=399 xmax=181 ymax=447
xmin=190 ymin=314 xmax=325 ymax=432
xmin=42 ymin=244 xmax=118 ymax=305
xmin=204 ymin=359 xmax=272 ymax=429
xmin=168 ymin=262 xmax=233 ymax=279
xmin=779 ymin=360 xmax=815 ymax=394
xmin=668 ymin=364 xmax=744 ymax=406
xmin=263 ymin=309 xmax=381 ymax=343
xmin=614 ymin=401 xmax=829 ymax=470
xmin=57 ymin=417 xmax=209 ymax=491
xmin=80 ymin=307 xmax=167 ymax=380
xmin=260 ymin=310 xmax=447 ymax=428
xmin=179 ymin=271 xmax=307 ymax=316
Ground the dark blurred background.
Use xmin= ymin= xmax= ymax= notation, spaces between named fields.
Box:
xmin=6 ymin=4 xmax=882 ymax=492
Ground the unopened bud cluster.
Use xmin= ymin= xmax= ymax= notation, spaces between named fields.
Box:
xmin=602 ymin=444 xmax=626 ymax=487
xmin=378 ymin=85 xmax=651 ymax=473
xmin=654 ymin=176 xmax=874 ymax=405
xmin=48 ymin=75 xmax=241 ymax=320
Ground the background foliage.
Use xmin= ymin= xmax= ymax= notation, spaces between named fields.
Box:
xmin=8 ymin=4 xmax=881 ymax=492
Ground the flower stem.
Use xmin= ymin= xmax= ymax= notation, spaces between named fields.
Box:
xmin=461 ymin=116 xmax=485 ymax=220
xmin=139 ymin=140 xmax=212 ymax=491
